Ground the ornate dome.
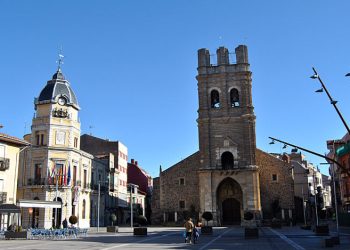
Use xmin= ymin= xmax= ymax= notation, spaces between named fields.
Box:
xmin=36 ymin=69 xmax=79 ymax=109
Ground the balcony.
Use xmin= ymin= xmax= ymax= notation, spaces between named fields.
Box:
xmin=0 ymin=192 xmax=7 ymax=204
xmin=0 ymin=157 xmax=10 ymax=171
xmin=26 ymin=177 xmax=69 ymax=187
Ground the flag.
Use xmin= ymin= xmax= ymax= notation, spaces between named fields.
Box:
xmin=67 ymin=163 xmax=71 ymax=186
xmin=47 ymin=164 xmax=51 ymax=184
xmin=63 ymin=164 xmax=67 ymax=186
xmin=59 ymin=165 xmax=63 ymax=185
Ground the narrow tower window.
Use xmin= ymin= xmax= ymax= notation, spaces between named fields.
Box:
xmin=230 ymin=88 xmax=240 ymax=107
xmin=221 ymin=151 xmax=234 ymax=170
xmin=211 ymin=90 xmax=220 ymax=108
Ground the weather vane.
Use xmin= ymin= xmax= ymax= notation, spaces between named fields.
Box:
xmin=56 ymin=46 xmax=64 ymax=70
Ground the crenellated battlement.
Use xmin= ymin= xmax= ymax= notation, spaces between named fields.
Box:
xmin=198 ymin=45 xmax=249 ymax=73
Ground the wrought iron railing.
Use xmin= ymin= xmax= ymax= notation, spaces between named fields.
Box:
xmin=0 ymin=192 xmax=7 ymax=204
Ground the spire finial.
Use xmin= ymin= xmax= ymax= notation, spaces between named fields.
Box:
xmin=56 ymin=46 xmax=64 ymax=71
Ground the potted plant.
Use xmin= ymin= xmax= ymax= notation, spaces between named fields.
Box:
xmin=243 ymin=211 xmax=258 ymax=239
xmin=271 ymin=217 xmax=282 ymax=229
xmin=4 ymin=224 xmax=29 ymax=239
xmin=201 ymin=211 xmax=213 ymax=235
xmin=133 ymin=215 xmax=148 ymax=236
xmin=107 ymin=213 xmax=118 ymax=233
xmin=69 ymin=215 xmax=78 ymax=227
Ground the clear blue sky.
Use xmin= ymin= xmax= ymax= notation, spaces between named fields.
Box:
xmin=1 ymin=1 xmax=350 ymax=177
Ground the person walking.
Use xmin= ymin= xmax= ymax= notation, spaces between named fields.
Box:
xmin=184 ymin=217 xmax=194 ymax=243
xmin=192 ymin=224 xmax=199 ymax=244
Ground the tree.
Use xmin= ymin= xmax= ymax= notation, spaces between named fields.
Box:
xmin=136 ymin=215 xmax=148 ymax=226
xmin=202 ymin=211 xmax=213 ymax=226
xmin=110 ymin=213 xmax=117 ymax=226
xmin=69 ymin=215 xmax=78 ymax=225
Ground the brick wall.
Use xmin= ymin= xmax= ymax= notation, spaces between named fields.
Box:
xmin=256 ymin=148 xmax=295 ymax=218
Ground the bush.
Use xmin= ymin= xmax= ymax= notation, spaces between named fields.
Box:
xmin=244 ymin=211 xmax=254 ymax=220
xmin=110 ymin=214 xmax=117 ymax=226
xmin=136 ymin=215 xmax=148 ymax=226
xmin=69 ymin=215 xmax=78 ymax=225
xmin=202 ymin=211 xmax=213 ymax=225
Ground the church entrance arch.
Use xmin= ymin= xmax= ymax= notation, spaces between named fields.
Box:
xmin=217 ymin=178 xmax=243 ymax=225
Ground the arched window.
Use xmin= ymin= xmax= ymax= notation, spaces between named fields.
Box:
xmin=82 ymin=199 xmax=86 ymax=219
xmin=211 ymin=90 xmax=220 ymax=108
xmin=221 ymin=151 xmax=234 ymax=170
xmin=230 ymin=88 xmax=240 ymax=107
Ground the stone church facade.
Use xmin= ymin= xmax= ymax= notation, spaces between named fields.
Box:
xmin=151 ymin=45 xmax=294 ymax=225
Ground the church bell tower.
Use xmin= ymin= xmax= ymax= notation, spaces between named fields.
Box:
xmin=196 ymin=45 xmax=261 ymax=225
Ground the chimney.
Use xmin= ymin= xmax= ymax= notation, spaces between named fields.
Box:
xmin=135 ymin=161 xmax=138 ymax=166
xmin=131 ymin=159 xmax=135 ymax=164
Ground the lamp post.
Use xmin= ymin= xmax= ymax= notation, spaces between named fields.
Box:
xmin=269 ymin=137 xmax=343 ymax=239
xmin=312 ymin=170 xmax=319 ymax=226
xmin=311 ymin=67 xmax=350 ymax=136
xmin=128 ymin=183 xmax=138 ymax=228
xmin=320 ymin=162 xmax=340 ymax=238
xmin=268 ymin=137 xmax=349 ymax=176
xmin=97 ymin=182 xmax=100 ymax=232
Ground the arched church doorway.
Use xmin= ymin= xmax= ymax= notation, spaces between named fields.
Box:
xmin=222 ymin=198 xmax=241 ymax=224
xmin=217 ymin=178 xmax=243 ymax=225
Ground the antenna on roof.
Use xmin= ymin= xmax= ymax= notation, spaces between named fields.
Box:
xmin=56 ymin=46 xmax=64 ymax=71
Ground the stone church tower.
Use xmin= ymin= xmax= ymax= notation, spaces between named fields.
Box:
xmin=197 ymin=46 xmax=261 ymax=225
xmin=151 ymin=45 xmax=294 ymax=226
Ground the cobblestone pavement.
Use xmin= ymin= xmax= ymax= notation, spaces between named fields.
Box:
xmin=0 ymin=226 xmax=349 ymax=249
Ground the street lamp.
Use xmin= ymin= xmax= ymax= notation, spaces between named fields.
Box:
xmin=128 ymin=183 xmax=138 ymax=228
xmin=310 ymin=67 xmax=350 ymax=136
xmin=268 ymin=137 xmax=350 ymax=176
xmin=320 ymin=161 xmax=340 ymax=239
xmin=269 ymin=137 xmax=344 ymax=241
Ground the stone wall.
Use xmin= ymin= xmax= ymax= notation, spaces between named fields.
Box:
xmin=256 ymin=148 xmax=295 ymax=219
xmin=151 ymin=152 xmax=200 ymax=224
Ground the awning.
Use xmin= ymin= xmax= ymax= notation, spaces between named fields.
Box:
xmin=0 ymin=204 xmax=21 ymax=213
xmin=17 ymin=199 xmax=62 ymax=208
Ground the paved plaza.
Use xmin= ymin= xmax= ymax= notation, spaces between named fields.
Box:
xmin=1 ymin=226 xmax=349 ymax=250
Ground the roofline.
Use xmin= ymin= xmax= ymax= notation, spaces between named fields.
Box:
xmin=0 ymin=133 xmax=30 ymax=146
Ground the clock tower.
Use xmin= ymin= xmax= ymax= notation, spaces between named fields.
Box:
xmin=17 ymin=66 xmax=93 ymax=229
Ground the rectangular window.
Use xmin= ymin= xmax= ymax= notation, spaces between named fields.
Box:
xmin=0 ymin=179 xmax=4 ymax=192
xmin=179 ymin=178 xmax=185 ymax=185
xmin=74 ymin=137 xmax=78 ymax=148
xmin=34 ymin=164 xmax=42 ymax=184
xmin=40 ymin=134 xmax=44 ymax=145
xmin=36 ymin=134 xmax=40 ymax=145
xmin=179 ymin=200 xmax=185 ymax=209
xmin=272 ymin=174 xmax=278 ymax=182
xmin=83 ymin=169 xmax=87 ymax=188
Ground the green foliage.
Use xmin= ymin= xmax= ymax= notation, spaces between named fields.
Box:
xmin=202 ymin=211 xmax=213 ymax=222
xmin=110 ymin=213 xmax=117 ymax=226
xmin=244 ymin=211 xmax=254 ymax=220
xmin=136 ymin=215 xmax=148 ymax=226
xmin=69 ymin=215 xmax=78 ymax=225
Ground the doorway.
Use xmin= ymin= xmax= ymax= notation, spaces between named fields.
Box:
xmin=222 ymin=198 xmax=241 ymax=224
